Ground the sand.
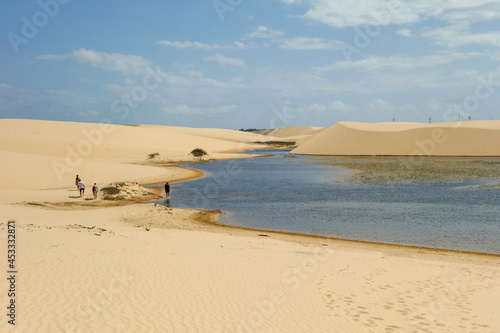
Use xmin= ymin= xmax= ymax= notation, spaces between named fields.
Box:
xmin=0 ymin=119 xmax=499 ymax=332
xmin=255 ymin=126 xmax=325 ymax=146
xmin=292 ymin=121 xmax=500 ymax=156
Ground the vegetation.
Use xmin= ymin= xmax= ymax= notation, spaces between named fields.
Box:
xmin=253 ymin=141 xmax=296 ymax=146
xmin=191 ymin=148 xmax=208 ymax=157
xmin=101 ymin=185 xmax=126 ymax=200
xmin=148 ymin=152 xmax=160 ymax=160
xmin=101 ymin=186 xmax=120 ymax=196
xmin=307 ymin=156 xmax=500 ymax=184
xmin=239 ymin=128 xmax=265 ymax=132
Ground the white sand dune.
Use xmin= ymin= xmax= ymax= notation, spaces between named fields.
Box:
xmin=0 ymin=119 xmax=269 ymax=192
xmin=292 ymin=121 xmax=500 ymax=156
xmin=254 ymin=126 xmax=326 ymax=146
xmin=0 ymin=119 xmax=270 ymax=161
xmin=265 ymin=126 xmax=324 ymax=138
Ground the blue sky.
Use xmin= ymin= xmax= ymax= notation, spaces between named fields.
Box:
xmin=1 ymin=0 xmax=500 ymax=129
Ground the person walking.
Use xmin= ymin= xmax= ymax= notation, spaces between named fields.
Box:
xmin=77 ymin=179 xmax=85 ymax=197
xmin=92 ymin=183 xmax=99 ymax=200
xmin=164 ymin=182 xmax=170 ymax=198
xmin=75 ymin=175 xmax=81 ymax=190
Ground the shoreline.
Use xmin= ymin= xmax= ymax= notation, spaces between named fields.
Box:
xmin=192 ymin=209 xmax=500 ymax=259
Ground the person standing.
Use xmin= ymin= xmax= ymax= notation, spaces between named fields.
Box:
xmin=92 ymin=183 xmax=99 ymax=200
xmin=77 ymin=180 xmax=85 ymax=197
xmin=164 ymin=182 xmax=170 ymax=198
xmin=75 ymin=175 xmax=81 ymax=190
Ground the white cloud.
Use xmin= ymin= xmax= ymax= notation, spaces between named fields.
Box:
xmin=161 ymin=104 xmax=237 ymax=116
xmin=423 ymin=24 xmax=500 ymax=48
xmin=397 ymin=29 xmax=412 ymax=37
xmin=203 ymin=54 xmax=246 ymax=68
xmin=37 ymin=54 xmax=68 ymax=60
xmin=367 ymin=98 xmax=395 ymax=114
xmin=157 ymin=40 xmax=254 ymax=50
xmin=292 ymin=0 xmax=500 ymax=28
xmin=284 ymin=101 xmax=354 ymax=114
xmin=328 ymin=100 xmax=353 ymax=113
xmin=0 ymin=83 xmax=10 ymax=88
xmin=247 ymin=26 xmax=284 ymax=39
xmin=314 ymin=52 xmax=481 ymax=72
xmin=38 ymin=48 xmax=155 ymax=75
xmin=157 ymin=40 xmax=228 ymax=50
xmin=72 ymin=49 xmax=154 ymax=74
xmin=280 ymin=37 xmax=342 ymax=50
xmin=233 ymin=41 xmax=246 ymax=49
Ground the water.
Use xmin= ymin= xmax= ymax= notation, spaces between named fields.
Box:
xmin=152 ymin=149 xmax=500 ymax=254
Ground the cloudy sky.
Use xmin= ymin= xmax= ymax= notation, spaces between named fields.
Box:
xmin=2 ymin=0 xmax=500 ymax=129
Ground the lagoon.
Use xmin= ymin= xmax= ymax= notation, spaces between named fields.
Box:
xmin=153 ymin=149 xmax=500 ymax=254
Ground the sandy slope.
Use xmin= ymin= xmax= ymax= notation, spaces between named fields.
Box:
xmin=292 ymin=121 xmax=500 ymax=156
xmin=0 ymin=119 xmax=269 ymax=194
xmin=0 ymin=203 xmax=498 ymax=332
xmin=265 ymin=126 xmax=324 ymax=138
xmin=254 ymin=126 xmax=325 ymax=146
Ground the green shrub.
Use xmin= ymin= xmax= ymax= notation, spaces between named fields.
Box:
xmin=191 ymin=148 xmax=207 ymax=157
xmin=148 ymin=153 xmax=159 ymax=160
xmin=101 ymin=187 xmax=120 ymax=195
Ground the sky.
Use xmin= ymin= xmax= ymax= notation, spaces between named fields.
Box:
xmin=1 ymin=0 xmax=500 ymax=129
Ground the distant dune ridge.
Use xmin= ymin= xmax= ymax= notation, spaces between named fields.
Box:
xmin=292 ymin=121 xmax=500 ymax=156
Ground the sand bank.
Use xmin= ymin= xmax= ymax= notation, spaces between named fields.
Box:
xmin=0 ymin=202 xmax=498 ymax=332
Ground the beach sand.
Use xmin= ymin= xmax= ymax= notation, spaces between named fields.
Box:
xmin=0 ymin=119 xmax=499 ymax=332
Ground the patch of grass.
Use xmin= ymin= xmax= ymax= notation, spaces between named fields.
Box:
xmin=148 ymin=153 xmax=160 ymax=159
xmin=101 ymin=187 xmax=120 ymax=195
xmin=25 ymin=202 xmax=44 ymax=206
xmin=308 ymin=156 xmax=500 ymax=184
xmin=253 ymin=141 xmax=296 ymax=146
xmin=191 ymin=148 xmax=208 ymax=157
xmin=103 ymin=195 xmax=126 ymax=201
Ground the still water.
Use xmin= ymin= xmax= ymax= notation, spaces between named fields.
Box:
xmin=152 ymin=149 xmax=500 ymax=254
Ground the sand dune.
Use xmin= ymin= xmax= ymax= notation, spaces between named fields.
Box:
xmin=253 ymin=126 xmax=325 ymax=146
xmin=292 ymin=121 xmax=500 ymax=156
xmin=265 ymin=126 xmax=324 ymax=138
xmin=0 ymin=119 xmax=269 ymax=192
xmin=0 ymin=119 xmax=270 ymax=161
